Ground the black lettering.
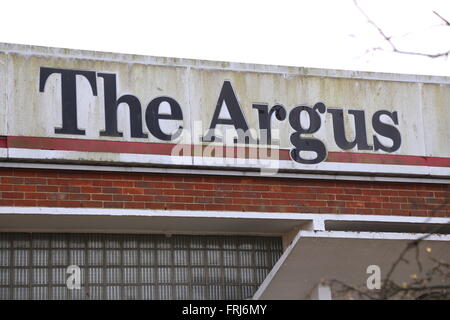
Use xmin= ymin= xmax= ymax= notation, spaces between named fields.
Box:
xmin=39 ymin=67 xmax=97 ymax=135
xmin=97 ymin=73 xmax=147 ymax=138
xmin=289 ymin=102 xmax=327 ymax=164
xmin=327 ymin=108 xmax=372 ymax=150
xmin=203 ymin=81 xmax=252 ymax=143
xmin=372 ymin=110 xmax=401 ymax=152
xmin=252 ymin=104 xmax=286 ymax=144
xmin=145 ymin=96 xmax=183 ymax=141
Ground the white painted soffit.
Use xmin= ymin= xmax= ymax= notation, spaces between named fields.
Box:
xmin=253 ymin=230 xmax=450 ymax=300
xmin=0 ymin=208 xmax=315 ymax=235
xmin=1 ymin=207 xmax=450 ymax=235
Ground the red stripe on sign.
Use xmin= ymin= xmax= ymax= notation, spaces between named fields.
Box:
xmin=7 ymin=136 xmax=176 ymax=155
xmin=6 ymin=136 xmax=450 ymax=167
xmin=0 ymin=136 xmax=6 ymax=148
xmin=327 ymin=151 xmax=450 ymax=167
xmin=7 ymin=136 xmax=292 ymax=160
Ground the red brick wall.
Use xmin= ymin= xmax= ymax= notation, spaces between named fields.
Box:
xmin=0 ymin=168 xmax=449 ymax=217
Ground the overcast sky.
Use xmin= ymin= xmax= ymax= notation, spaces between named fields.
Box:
xmin=2 ymin=0 xmax=450 ymax=76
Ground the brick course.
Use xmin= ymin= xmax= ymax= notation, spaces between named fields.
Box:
xmin=0 ymin=168 xmax=449 ymax=217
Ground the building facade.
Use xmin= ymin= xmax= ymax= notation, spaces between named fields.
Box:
xmin=0 ymin=43 xmax=449 ymax=299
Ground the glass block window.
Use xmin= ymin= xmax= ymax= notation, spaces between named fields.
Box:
xmin=0 ymin=233 xmax=282 ymax=300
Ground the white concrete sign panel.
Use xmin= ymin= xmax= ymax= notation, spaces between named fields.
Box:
xmin=0 ymin=43 xmax=449 ymax=177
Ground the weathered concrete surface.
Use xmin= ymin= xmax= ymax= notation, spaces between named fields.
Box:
xmin=190 ymin=68 xmax=424 ymax=154
xmin=7 ymin=52 xmax=189 ymax=142
xmin=0 ymin=52 xmax=6 ymax=137
xmin=0 ymin=43 xmax=449 ymax=176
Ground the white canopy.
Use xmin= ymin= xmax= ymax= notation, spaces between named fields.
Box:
xmin=253 ymin=230 xmax=450 ymax=299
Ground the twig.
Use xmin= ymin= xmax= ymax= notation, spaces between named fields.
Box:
xmin=353 ymin=0 xmax=395 ymax=51
xmin=354 ymin=0 xmax=450 ymax=58
xmin=433 ymin=11 xmax=450 ymax=26
xmin=326 ymin=279 xmax=377 ymax=300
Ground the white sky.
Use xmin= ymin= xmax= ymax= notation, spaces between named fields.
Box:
xmin=2 ymin=0 xmax=450 ymax=76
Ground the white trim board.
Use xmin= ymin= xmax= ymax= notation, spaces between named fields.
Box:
xmin=0 ymin=207 xmax=449 ymax=236
xmin=7 ymin=148 xmax=450 ymax=180
xmin=1 ymin=161 xmax=450 ymax=185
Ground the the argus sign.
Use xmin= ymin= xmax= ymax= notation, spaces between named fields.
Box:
xmin=0 ymin=43 xmax=449 ymax=177
xmin=38 ymin=67 xmax=401 ymax=165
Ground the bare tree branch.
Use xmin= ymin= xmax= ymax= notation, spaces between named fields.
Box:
xmin=395 ymin=285 xmax=450 ymax=292
xmin=325 ymin=279 xmax=378 ymax=300
xmin=433 ymin=11 xmax=450 ymax=26
xmin=353 ymin=0 xmax=395 ymax=50
xmin=327 ymin=185 xmax=450 ymax=300
xmin=354 ymin=0 xmax=450 ymax=58
xmin=323 ymin=4 xmax=450 ymax=294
